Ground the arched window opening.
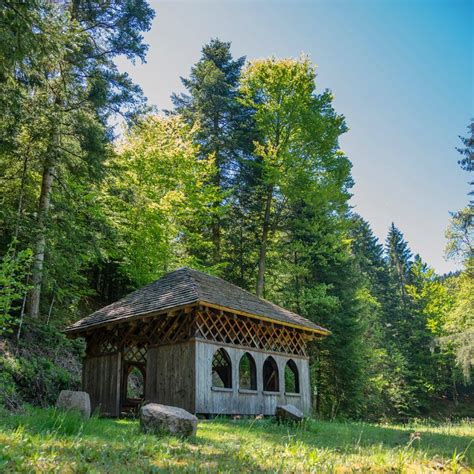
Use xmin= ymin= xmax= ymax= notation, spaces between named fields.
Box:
xmin=212 ymin=348 xmax=232 ymax=388
xmin=263 ymin=356 xmax=279 ymax=392
xmin=126 ymin=365 xmax=145 ymax=400
xmin=284 ymin=359 xmax=300 ymax=393
xmin=239 ymin=353 xmax=257 ymax=390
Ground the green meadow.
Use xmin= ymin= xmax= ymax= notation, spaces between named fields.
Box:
xmin=0 ymin=408 xmax=472 ymax=473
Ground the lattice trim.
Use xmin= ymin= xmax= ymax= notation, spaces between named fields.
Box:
xmin=85 ymin=311 xmax=194 ymax=356
xmin=123 ymin=345 xmax=147 ymax=363
xmin=85 ymin=308 xmax=308 ymax=358
xmin=195 ymin=308 xmax=308 ymax=357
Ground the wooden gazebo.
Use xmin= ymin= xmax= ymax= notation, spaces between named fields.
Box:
xmin=65 ymin=268 xmax=329 ymax=416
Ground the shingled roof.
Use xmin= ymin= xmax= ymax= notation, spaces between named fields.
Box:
xmin=65 ymin=267 xmax=329 ymax=335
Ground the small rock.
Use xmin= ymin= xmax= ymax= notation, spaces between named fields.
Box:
xmin=275 ymin=404 xmax=304 ymax=422
xmin=56 ymin=390 xmax=91 ymax=418
xmin=140 ymin=403 xmax=198 ymax=437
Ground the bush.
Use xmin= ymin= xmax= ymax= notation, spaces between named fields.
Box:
xmin=0 ymin=321 xmax=83 ymax=410
xmin=1 ymin=354 xmax=79 ymax=407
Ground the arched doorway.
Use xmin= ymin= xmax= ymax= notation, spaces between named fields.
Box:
xmin=121 ymin=363 xmax=146 ymax=414
xmin=239 ymin=352 xmax=257 ymax=390
xmin=121 ymin=345 xmax=147 ymax=415
xmin=126 ymin=365 xmax=145 ymax=399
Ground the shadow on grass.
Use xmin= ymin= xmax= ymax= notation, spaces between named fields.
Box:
xmin=0 ymin=409 xmax=472 ymax=471
xmin=0 ymin=409 xmax=267 ymax=472
xmin=201 ymin=417 xmax=473 ymax=465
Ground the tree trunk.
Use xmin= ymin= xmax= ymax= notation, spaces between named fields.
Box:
xmin=27 ymin=158 xmax=55 ymax=319
xmin=211 ymin=114 xmax=221 ymax=265
xmin=256 ymin=185 xmax=273 ymax=297
xmin=14 ymin=151 xmax=30 ymax=245
xmin=212 ymin=217 xmax=221 ymax=265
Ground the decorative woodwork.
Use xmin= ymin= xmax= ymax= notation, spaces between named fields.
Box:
xmin=85 ymin=306 xmax=310 ymax=359
xmin=194 ymin=308 xmax=309 ymax=357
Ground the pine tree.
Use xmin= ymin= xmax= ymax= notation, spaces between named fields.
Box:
xmin=171 ymin=39 xmax=253 ymax=266
xmin=441 ymin=120 xmax=474 ymax=384
xmin=350 ymin=216 xmax=414 ymax=419
xmin=350 ymin=215 xmax=387 ymax=291
xmin=405 ymin=256 xmax=455 ymax=412
xmin=386 ymin=223 xmax=412 ymax=302
xmin=281 ymin=210 xmax=368 ymax=418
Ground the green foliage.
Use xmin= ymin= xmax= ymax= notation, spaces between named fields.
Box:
xmin=386 ymin=223 xmax=413 ymax=299
xmin=1 ymin=354 xmax=77 ymax=408
xmin=1 ymin=10 xmax=472 ymax=425
xmin=439 ymin=262 xmax=474 ymax=381
xmin=0 ymin=245 xmax=32 ymax=335
xmin=445 ymin=207 xmax=473 ymax=263
xmin=440 ymin=119 xmax=474 ymax=383
xmin=0 ymin=0 xmax=154 ymax=318
xmin=0 ymin=322 xmax=82 ymax=410
xmin=106 ymin=115 xmax=221 ymax=285
xmin=0 ymin=408 xmax=472 ymax=472
xmin=172 ymin=39 xmax=253 ymax=267
xmin=348 ymin=216 xmax=471 ymax=419
xmin=456 ymin=120 xmax=473 ymax=197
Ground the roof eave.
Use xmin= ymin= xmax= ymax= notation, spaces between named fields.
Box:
xmin=64 ymin=300 xmax=330 ymax=337
xmin=63 ymin=301 xmax=201 ymax=336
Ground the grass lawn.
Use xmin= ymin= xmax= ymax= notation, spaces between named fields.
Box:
xmin=0 ymin=408 xmax=472 ymax=473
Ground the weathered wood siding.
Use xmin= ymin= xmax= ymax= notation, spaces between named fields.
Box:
xmin=82 ymin=353 xmax=121 ymax=416
xmin=194 ymin=340 xmax=311 ymax=415
xmin=145 ymin=340 xmax=196 ymax=413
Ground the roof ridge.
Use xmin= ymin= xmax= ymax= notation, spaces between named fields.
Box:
xmin=65 ymin=266 xmax=329 ymax=335
xmin=182 ymin=267 xmax=202 ymax=300
xmin=185 ymin=267 xmax=301 ymax=316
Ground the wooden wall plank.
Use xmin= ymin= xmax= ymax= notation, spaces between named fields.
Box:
xmin=194 ymin=340 xmax=311 ymax=415
xmin=145 ymin=340 xmax=196 ymax=413
xmin=83 ymin=353 xmax=121 ymax=417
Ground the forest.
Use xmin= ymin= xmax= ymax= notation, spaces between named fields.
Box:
xmin=0 ymin=0 xmax=472 ymax=427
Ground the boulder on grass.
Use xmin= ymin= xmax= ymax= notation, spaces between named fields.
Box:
xmin=275 ymin=404 xmax=304 ymax=423
xmin=56 ymin=390 xmax=91 ymax=418
xmin=140 ymin=403 xmax=198 ymax=437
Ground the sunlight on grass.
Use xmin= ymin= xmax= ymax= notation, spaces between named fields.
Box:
xmin=0 ymin=407 xmax=472 ymax=472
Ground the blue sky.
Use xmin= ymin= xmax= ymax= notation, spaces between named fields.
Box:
xmin=117 ymin=0 xmax=473 ymax=274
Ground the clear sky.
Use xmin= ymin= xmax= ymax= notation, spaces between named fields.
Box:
xmin=116 ymin=0 xmax=473 ymax=274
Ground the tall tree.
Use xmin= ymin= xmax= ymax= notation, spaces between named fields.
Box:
xmin=405 ymin=256 xmax=455 ymax=411
xmin=239 ymin=56 xmax=349 ymax=296
xmin=440 ymin=262 xmax=474 ymax=381
xmin=106 ymin=115 xmax=220 ymax=286
xmin=386 ymin=223 xmax=412 ymax=302
xmin=171 ymin=39 xmax=252 ymax=266
xmin=0 ymin=1 xmax=154 ymax=318
xmin=350 ymin=216 xmax=414 ymax=419
xmin=237 ymin=56 xmax=362 ymax=416
xmin=440 ymin=120 xmax=474 ymax=382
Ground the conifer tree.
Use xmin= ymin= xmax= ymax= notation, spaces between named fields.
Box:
xmin=386 ymin=223 xmax=413 ymax=302
xmin=350 ymin=216 xmax=414 ymax=418
xmin=441 ymin=121 xmax=474 ymax=383
xmin=171 ymin=39 xmax=253 ymax=266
